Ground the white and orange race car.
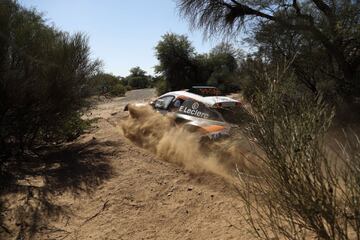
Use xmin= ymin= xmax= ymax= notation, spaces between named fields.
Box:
xmin=125 ymin=86 xmax=244 ymax=140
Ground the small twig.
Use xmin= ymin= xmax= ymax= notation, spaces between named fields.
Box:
xmin=43 ymin=225 xmax=70 ymax=233
xmin=0 ymin=224 xmax=11 ymax=234
xmin=224 ymin=218 xmax=242 ymax=231
xmin=81 ymin=200 xmax=109 ymax=226
xmin=64 ymin=216 xmax=70 ymax=227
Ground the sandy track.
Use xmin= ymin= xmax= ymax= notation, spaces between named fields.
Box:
xmin=37 ymin=89 xmax=252 ymax=240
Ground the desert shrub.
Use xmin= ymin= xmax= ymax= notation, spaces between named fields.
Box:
xmin=0 ymin=3 xmax=104 ymax=237
xmin=109 ymin=83 xmax=126 ymax=96
xmin=89 ymin=73 xmax=126 ymax=97
xmin=0 ymin=1 xmax=100 ymax=157
xmin=155 ymin=77 xmax=170 ymax=95
xmin=237 ymin=57 xmax=270 ymax=100
xmin=127 ymin=76 xmax=149 ymax=89
xmin=237 ymin=69 xmax=360 ymax=239
xmin=124 ymin=67 xmax=151 ymax=89
xmin=155 ymin=33 xmax=241 ymax=93
xmin=43 ymin=112 xmax=94 ymax=142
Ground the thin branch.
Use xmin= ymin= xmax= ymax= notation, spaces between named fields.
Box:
xmin=81 ymin=200 xmax=109 ymax=226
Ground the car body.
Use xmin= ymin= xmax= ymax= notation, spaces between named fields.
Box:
xmin=125 ymin=86 xmax=243 ymax=140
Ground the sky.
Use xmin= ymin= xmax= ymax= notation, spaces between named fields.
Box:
xmin=18 ymin=0 xmax=241 ymax=77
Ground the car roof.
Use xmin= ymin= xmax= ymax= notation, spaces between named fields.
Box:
xmin=159 ymin=90 xmax=239 ymax=107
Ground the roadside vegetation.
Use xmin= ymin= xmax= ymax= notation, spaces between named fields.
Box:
xmin=90 ymin=66 xmax=154 ymax=98
xmin=0 ymin=1 xmax=154 ymax=238
xmin=0 ymin=1 xmax=103 ymax=238
xmin=177 ymin=0 xmax=360 ymax=239
xmin=0 ymin=1 xmax=100 ymax=158
xmin=1 ymin=0 xmax=359 ymax=239
xmin=0 ymin=0 xmax=154 ymax=160
xmin=154 ymin=33 xmax=241 ymax=94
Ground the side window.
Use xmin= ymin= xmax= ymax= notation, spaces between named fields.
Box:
xmin=168 ymin=98 xmax=184 ymax=111
xmin=154 ymin=96 xmax=174 ymax=110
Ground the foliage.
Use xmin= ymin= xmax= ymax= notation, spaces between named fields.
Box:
xmin=178 ymin=0 xmax=360 ymax=103
xmin=155 ymin=33 xmax=196 ymax=90
xmin=45 ymin=112 xmax=94 ymax=142
xmin=178 ymin=1 xmax=360 ymax=238
xmin=206 ymin=43 xmax=241 ymax=92
xmin=238 ymin=73 xmax=360 ymax=239
xmin=0 ymin=2 xmax=107 ymax=237
xmin=0 ymin=1 xmax=100 ymax=157
xmin=89 ymin=73 xmax=125 ymax=97
xmin=110 ymin=83 xmax=126 ymax=96
xmin=155 ymin=76 xmax=170 ymax=95
xmin=155 ymin=33 xmax=240 ymax=93
xmin=124 ymin=66 xmax=151 ymax=89
xmin=253 ymin=21 xmax=341 ymax=103
xmin=237 ymin=54 xmax=310 ymax=102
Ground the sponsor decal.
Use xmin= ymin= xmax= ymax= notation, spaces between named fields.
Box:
xmin=192 ymin=102 xmax=199 ymax=110
xmin=179 ymin=105 xmax=209 ymax=119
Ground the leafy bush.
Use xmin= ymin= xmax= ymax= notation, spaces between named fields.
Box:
xmin=155 ymin=77 xmax=170 ymax=95
xmin=124 ymin=67 xmax=151 ymax=89
xmin=110 ymin=83 xmax=126 ymax=96
xmin=155 ymin=33 xmax=240 ymax=93
xmin=89 ymin=73 xmax=126 ymax=96
xmin=44 ymin=112 xmax=93 ymax=142
xmin=0 ymin=1 xmax=100 ymax=157
xmin=128 ymin=76 xmax=149 ymax=89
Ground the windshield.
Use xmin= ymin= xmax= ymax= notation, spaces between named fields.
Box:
xmin=177 ymin=99 xmax=223 ymax=122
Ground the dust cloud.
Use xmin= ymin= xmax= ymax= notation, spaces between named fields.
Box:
xmin=120 ymin=104 xmax=257 ymax=180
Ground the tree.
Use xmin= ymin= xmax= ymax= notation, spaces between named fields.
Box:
xmin=125 ymin=66 xmax=150 ymax=89
xmin=89 ymin=73 xmax=126 ymax=96
xmin=207 ymin=42 xmax=240 ymax=92
xmin=129 ymin=66 xmax=146 ymax=77
xmin=155 ymin=33 xmax=196 ymax=90
xmin=155 ymin=34 xmax=242 ymax=94
xmin=0 ymin=1 xmax=101 ymax=156
xmin=178 ymin=0 xmax=360 ymax=101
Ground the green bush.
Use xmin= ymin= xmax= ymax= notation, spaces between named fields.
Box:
xmin=155 ymin=77 xmax=170 ymax=95
xmin=0 ymin=1 xmax=100 ymax=156
xmin=124 ymin=67 xmax=151 ymax=89
xmin=128 ymin=76 xmax=149 ymax=89
xmin=89 ymin=73 xmax=126 ymax=96
xmin=110 ymin=83 xmax=126 ymax=96
xmin=44 ymin=112 xmax=93 ymax=142
xmin=155 ymin=34 xmax=241 ymax=93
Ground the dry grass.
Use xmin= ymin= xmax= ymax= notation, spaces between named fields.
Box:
xmin=236 ymin=76 xmax=360 ymax=239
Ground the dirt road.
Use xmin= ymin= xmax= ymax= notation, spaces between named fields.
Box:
xmin=38 ymin=89 xmax=252 ymax=240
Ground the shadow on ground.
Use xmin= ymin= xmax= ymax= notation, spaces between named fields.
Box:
xmin=0 ymin=138 xmax=116 ymax=239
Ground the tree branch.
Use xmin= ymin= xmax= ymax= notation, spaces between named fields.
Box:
xmin=292 ymin=0 xmax=301 ymax=14
xmin=311 ymin=0 xmax=336 ymax=26
xmin=222 ymin=1 xmax=276 ymax=23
